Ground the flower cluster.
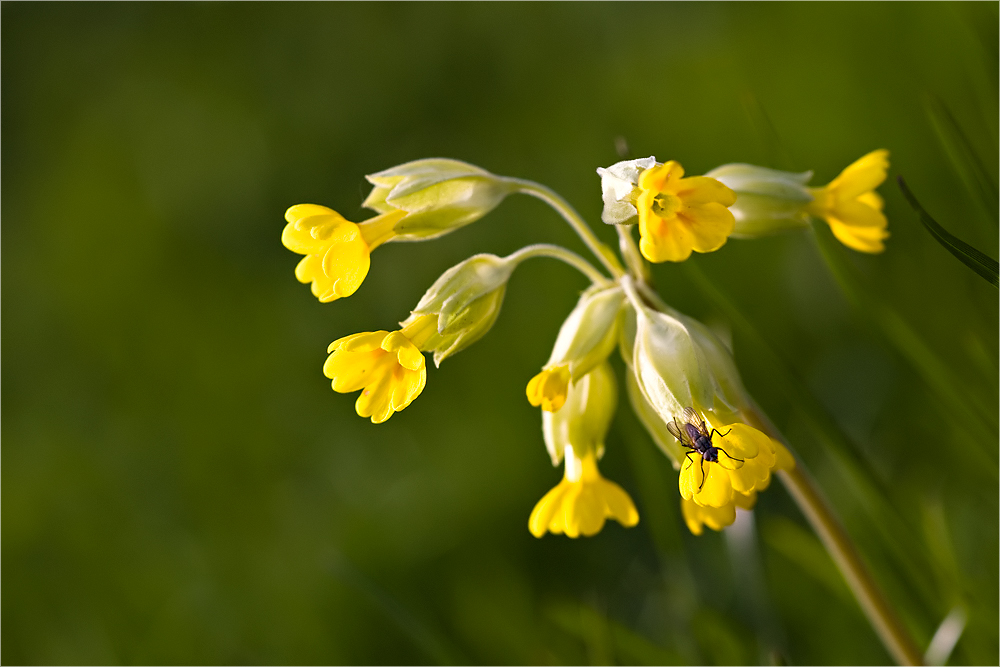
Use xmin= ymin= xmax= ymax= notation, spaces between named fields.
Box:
xmin=283 ymin=149 xmax=889 ymax=538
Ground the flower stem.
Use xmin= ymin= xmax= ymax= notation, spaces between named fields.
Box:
xmin=507 ymin=179 xmax=626 ymax=279
xmin=505 ymin=243 xmax=611 ymax=285
xmin=615 ymin=225 xmax=652 ymax=285
xmin=742 ymin=405 xmax=924 ymax=666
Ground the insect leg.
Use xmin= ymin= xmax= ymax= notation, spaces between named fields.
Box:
xmin=698 ymin=455 xmax=707 ymax=491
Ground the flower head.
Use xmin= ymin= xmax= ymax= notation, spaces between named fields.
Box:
xmin=529 ymin=362 xmax=638 ymax=538
xmin=673 ymin=415 xmax=794 ymax=510
xmin=528 ymin=446 xmax=639 ymax=538
xmin=323 ymin=330 xmax=427 ymax=423
xmin=635 ymin=161 xmax=737 ymax=263
xmin=806 ymin=149 xmax=890 ymax=253
xmin=282 ymin=204 xmax=405 ymax=302
xmin=363 ymin=158 xmax=516 ymax=241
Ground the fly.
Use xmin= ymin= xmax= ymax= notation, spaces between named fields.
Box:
xmin=666 ymin=407 xmax=744 ymax=490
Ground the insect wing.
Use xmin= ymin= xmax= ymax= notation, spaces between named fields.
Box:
xmin=666 ymin=419 xmax=690 ymax=446
xmin=680 ymin=407 xmax=707 ymax=436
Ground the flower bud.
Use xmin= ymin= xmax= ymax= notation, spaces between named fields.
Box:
xmin=363 ymin=158 xmax=516 ymax=241
xmin=399 ymin=254 xmax=513 ymax=366
xmin=704 ymin=164 xmax=814 ymax=238
xmin=596 ymin=156 xmax=657 ymax=225
xmin=526 ymin=284 xmax=624 ymax=412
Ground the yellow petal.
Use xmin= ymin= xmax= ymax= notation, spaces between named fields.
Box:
xmin=638 ymin=213 xmax=695 ymax=262
xmin=676 ymin=176 xmax=737 ymax=207
xmin=321 ymin=232 xmax=371 ymax=299
xmin=599 ymin=478 xmax=640 ymax=528
xmin=772 ymin=439 xmax=796 ymax=470
xmin=693 ymin=462 xmax=734 ymax=508
xmin=828 ymin=149 xmax=889 ymax=201
xmin=716 ymin=424 xmax=761 ymax=459
xmin=285 ymin=203 xmax=337 ymax=224
xmin=680 ymin=203 xmax=735 ymax=253
xmin=331 ymin=331 xmax=389 ymax=354
xmin=529 ymin=483 xmax=567 ymax=538
xmin=827 ymin=218 xmax=889 ymax=254
xmin=678 ymin=455 xmax=704 ymax=500
xmin=638 ymin=160 xmax=684 ymax=191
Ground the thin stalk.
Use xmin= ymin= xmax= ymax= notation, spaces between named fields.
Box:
xmin=505 ymin=243 xmax=611 ymax=285
xmin=615 ymin=225 xmax=652 ymax=285
xmin=507 ymin=178 xmax=626 ymax=279
xmin=742 ymin=405 xmax=924 ymax=666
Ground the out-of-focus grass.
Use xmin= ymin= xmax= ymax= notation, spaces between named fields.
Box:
xmin=3 ymin=2 xmax=997 ymax=665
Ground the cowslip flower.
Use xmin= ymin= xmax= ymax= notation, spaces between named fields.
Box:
xmin=597 ymin=158 xmax=738 ymax=262
xmin=806 ymin=149 xmax=890 ymax=253
xmin=323 ymin=329 xmax=426 ymax=424
xmin=282 ymin=204 xmax=405 ymax=303
xmin=526 ymin=285 xmax=624 ymax=412
xmin=707 ymin=149 xmax=890 ymax=254
xmin=529 ymin=363 xmax=639 ymax=538
xmin=673 ymin=413 xmax=794 ymax=510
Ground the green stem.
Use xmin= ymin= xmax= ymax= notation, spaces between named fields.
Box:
xmin=507 ymin=178 xmax=626 ymax=279
xmin=742 ymin=405 xmax=924 ymax=666
xmin=505 ymin=243 xmax=611 ymax=285
xmin=615 ymin=225 xmax=652 ymax=285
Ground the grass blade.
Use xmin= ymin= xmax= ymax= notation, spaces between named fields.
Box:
xmin=897 ymin=175 xmax=999 ymax=288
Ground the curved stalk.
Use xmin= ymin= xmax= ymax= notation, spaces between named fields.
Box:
xmin=505 ymin=243 xmax=611 ymax=285
xmin=741 ymin=405 xmax=924 ymax=666
xmin=506 ymin=178 xmax=626 ymax=279
xmin=615 ymin=225 xmax=652 ymax=284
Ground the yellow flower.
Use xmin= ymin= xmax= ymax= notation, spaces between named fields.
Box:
xmin=636 ymin=161 xmax=737 ymax=263
xmin=682 ymin=490 xmax=757 ymax=536
xmin=282 ymin=204 xmax=406 ymax=302
xmin=806 ymin=149 xmax=890 ymax=253
xmin=677 ymin=420 xmax=794 ymax=509
xmin=526 ymin=365 xmax=571 ymax=412
xmin=528 ymin=446 xmax=639 ymax=538
xmin=323 ymin=329 xmax=426 ymax=423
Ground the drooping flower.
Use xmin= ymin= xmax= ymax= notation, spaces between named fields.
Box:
xmin=323 ymin=329 xmax=427 ymax=423
xmin=806 ymin=149 xmax=890 ymax=253
xmin=526 ymin=284 xmax=624 ymax=412
xmin=675 ymin=417 xmax=794 ymax=510
xmin=529 ymin=362 xmax=639 ymax=538
xmin=635 ymin=161 xmax=737 ymax=263
xmin=282 ymin=204 xmax=405 ymax=303
xmin=528 ymin=446 xmax=639 ymax=538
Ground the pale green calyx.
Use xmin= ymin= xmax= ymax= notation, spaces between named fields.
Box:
xmin=363 ymin=158 xmax=516 ymax=241
xmin=622 ymin=278 xmax=749 ymax=425
xmin=400 ymin=253 xmax=514 ymax=366
xmin=704 ymin=163 xmax=814 ymax=238
xmin=596 ymin=156 xmax=658 ymax=225
xmin=542 ymin=361 xmax=617 ymax=466
xmin=625 ymin=371 xmax=683 ymax=469
xmin=546 ymin=284 xmax=625 ymax=381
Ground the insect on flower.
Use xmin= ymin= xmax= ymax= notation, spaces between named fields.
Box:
xmin=666 ymin=407 xmax=744 ymax=489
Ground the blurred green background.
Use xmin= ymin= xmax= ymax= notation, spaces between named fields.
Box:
xmin=3 ymin=3 xmax=997 ymax=665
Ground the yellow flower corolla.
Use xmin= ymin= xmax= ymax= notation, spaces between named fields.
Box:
xmin=526 ymin=365 xmax=571 ymax=412
xmin=282 ymin=204 xmax=406 ymax=302
xmin=682 ymin=490 xmax=757 ymax=536
xmin=806 ymin=149 xmax=890 ymax=254
xmin=636 ymin=161 xmax=737 ymax=263
xmin=323 ymin=329 xmax=426 ymax=424
xmin=678 ymin=422 xmax=794 ymax=509
xmin=528 ymin=446 xmax=639 ymax=538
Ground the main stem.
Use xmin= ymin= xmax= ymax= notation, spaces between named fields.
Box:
xmin=742 ymin=406 xmax=924 ymax=666
xmin=507 ymin=179 xmax=626 ymax=280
